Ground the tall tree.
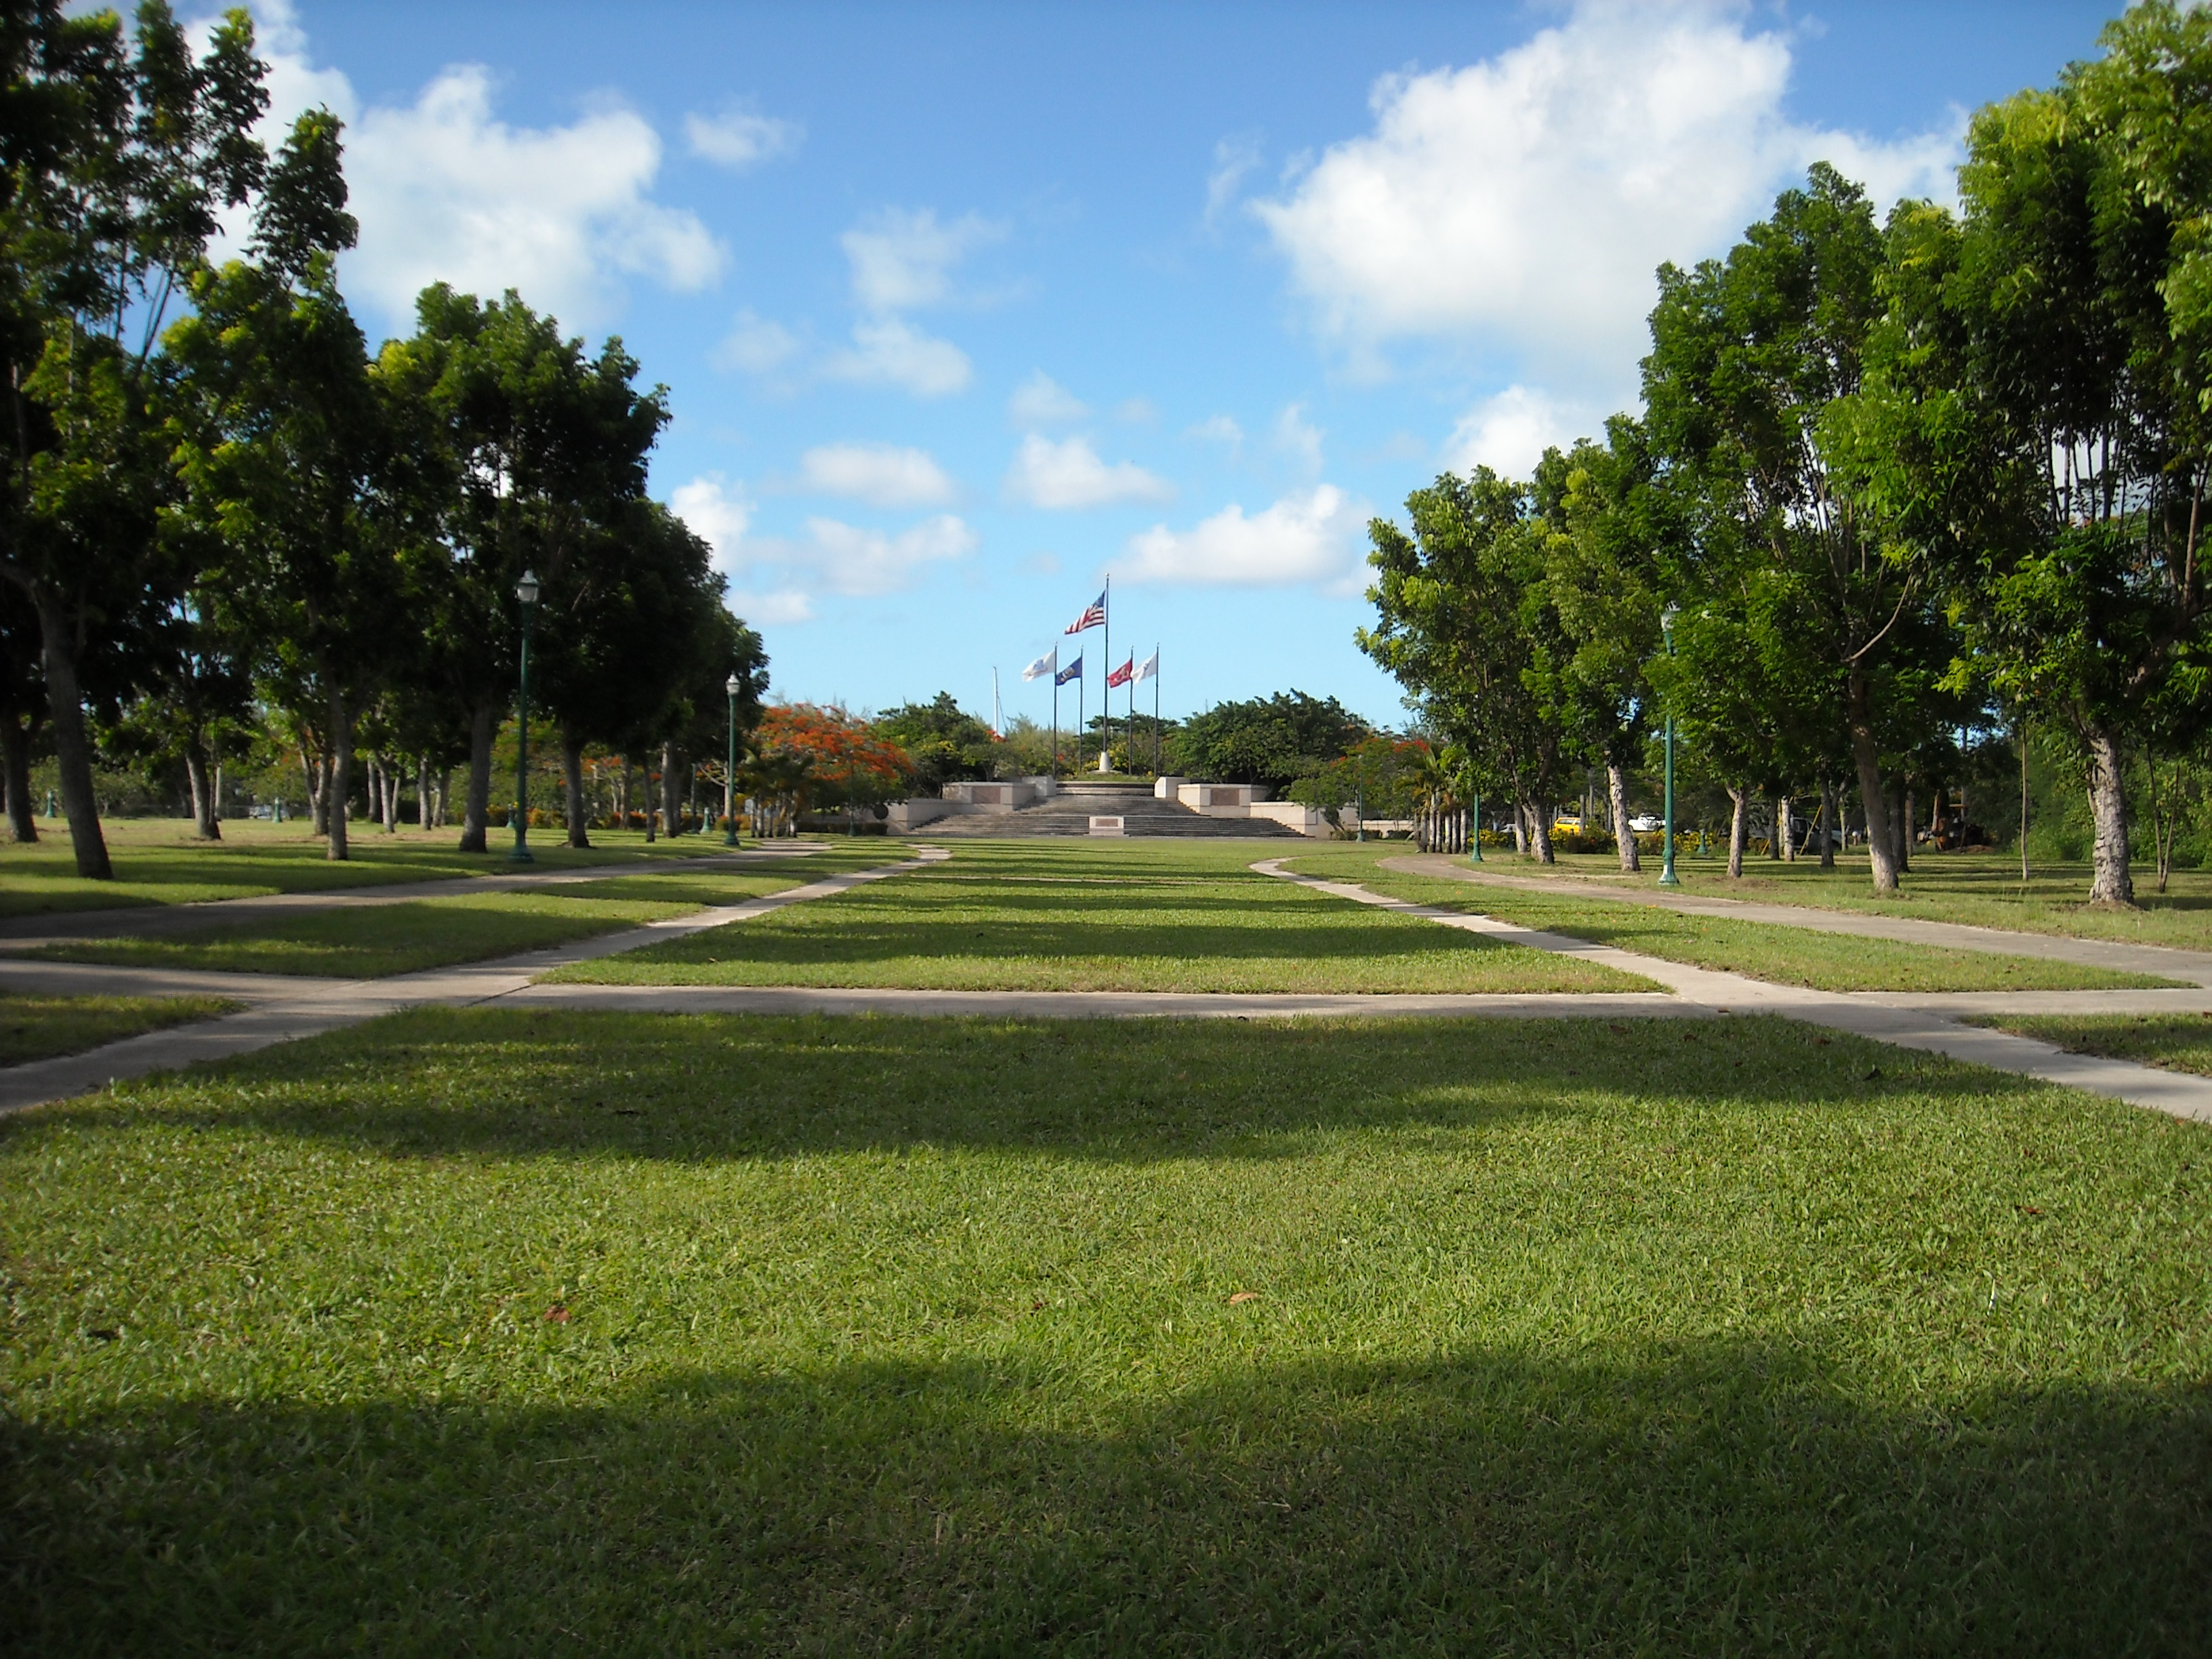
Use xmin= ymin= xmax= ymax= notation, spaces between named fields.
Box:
xmin=165 ymin=106 xmax=397 ymax=861
xmin=1643 ymin=163 xmax=1929 ymax=894
xmin=381 ymin=287 xmax=669 ymax=853
xmin=0 ymin=3 xmax=265 ymax=876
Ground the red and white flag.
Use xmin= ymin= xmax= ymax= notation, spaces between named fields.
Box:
xmin=1107 ymin=656 xmax=1134 ymax=689
xmin=1065 ymin=589 xmax=1106 ymax=634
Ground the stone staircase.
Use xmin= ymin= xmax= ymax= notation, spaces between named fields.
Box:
xmin=920 ymin=781 xmax=1306 ymax=839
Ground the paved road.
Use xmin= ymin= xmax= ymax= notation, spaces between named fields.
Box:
xmin=1379 ymin=852 xmax=2212 ymax=986
xmin=0 ymin=843 xmax=831 ymax=946
xmin=6 ymin=843 xmax=2212 ymax=1129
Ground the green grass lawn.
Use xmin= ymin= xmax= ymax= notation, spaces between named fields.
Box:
xmin=1967 ymin=1012 xmax=2212 ymax=1077
xmin=0 ymin=818 xmax=798 ymax=921
xmin=1409 ymin=843 xmax=2212 ymax=951
xmin=0 ymin=991 xmax=241 ymax=1065
xmin=1287 ymin=845 xmax=2183 ymax=992
xmin=3 ymin=1007 xmax=2207 ymax=1652
xmin=24 ymin=855 xmax=869 ymax=979
xmin=555 ymin=838 xmax=1652 ymax=993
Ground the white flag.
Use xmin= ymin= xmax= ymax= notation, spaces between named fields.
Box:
xmin=1132 ymin=649 xmax=1159 ymax=684
xmin=1021 ymin=647 xmax=1058 ymax=681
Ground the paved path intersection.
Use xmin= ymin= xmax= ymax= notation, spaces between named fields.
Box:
xmin=3 ymin=842 xmax=2209 ymax=1125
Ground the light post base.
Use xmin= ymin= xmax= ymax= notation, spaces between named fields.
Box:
xmin=508 ymin=840 xmax=534 ymax=865
xmin=1656 ymin=862 xmax=1680 ymax=887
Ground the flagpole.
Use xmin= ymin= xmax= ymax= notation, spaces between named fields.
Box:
xmin=1153 ymin=644 xmax=1161 ymax=776
xmin=1101 ymin=576 xmax=1110 ymax=773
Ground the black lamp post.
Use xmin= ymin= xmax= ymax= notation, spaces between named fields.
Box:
xmin=723 ymin=672 xmax=742 ymax=848
xmin=1658 ymin=602 xmax=1681 ymax=888
xmin=510 ymin=569 xmax=539 ymax=864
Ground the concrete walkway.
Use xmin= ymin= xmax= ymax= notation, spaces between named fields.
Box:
xmin=0 ymin=843 xmax=831 ymax=947
xmin=1380 ymin=853 xmax=2212 ymax=986
xmin=1255 ymin=859 xmax=2212 ymax=1125
xmin=0 ymin=849 xmax=945 ymax=1115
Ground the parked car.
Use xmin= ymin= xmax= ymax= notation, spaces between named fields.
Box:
xmin=1627 ymin=814 xmax=1661 ymax=833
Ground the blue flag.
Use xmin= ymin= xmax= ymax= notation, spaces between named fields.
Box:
xmin=1055 ymin=654 xmax=1083 ymax=686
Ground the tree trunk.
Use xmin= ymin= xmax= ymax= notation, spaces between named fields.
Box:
xmin=304 ymin=748 xmax=327 ymax=835
xmin=460 ymin=702 xmax=495 ymax=853
xmin=381 ymin=759 xmax=398 ymax=833
xmin=1607 ymin=760 xmax=1639 ymax=872
xmin=185 ymin=746 xmax=220 ymax=839
xmin=2019 ymin=719 xmax=2031 ymax=882
xmin=1818 ymin=779 xmax=1837 ymax=871
xmin=31 ymin=591 xmax=111 ymax=878
xmin=642 ymin=760 xmax=656 ymax=842
xmin=661 ymin=743 xmax=682 ymax=838
xmin=1900 ymin=787 xmax=1914 ymax=873
xmin=2 ymin=714 xmax=36 ymax=843
xmin=2085 ymin=722 xmax=2134 ymax=906
xmin=1509 ymin=803 xmax=1527 ymax=856
xmin=325 ymin=685 xmax=352 ymax=862
xmin=1727 ymin=786 xmax=1748 ymax=879
xmin=1528 ymin=806 xmax=1555 ymax=865
xmin=1846 ymin=668 xmax=1900 ymax=894
xmin=416 ymin=757 xmax=430 ymax=828
xmin=562 ymin=732 xmax=591 ymax=848
xmin=1779 ymin=792 xmax=1795 ymax=862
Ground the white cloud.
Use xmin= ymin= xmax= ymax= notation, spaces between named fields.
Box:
xmin=1187 ymin=414 xmax=1244 ymax=453
xmin=670 ymin=474 xmax=754 ymax=580
xmin=1273 ymin=403 xmax=1324 ymax=474
xmin=725 ymin=588 xmax=816 ymax=626
xmin=1004 ymin=434 xmax=1176 ymax=510
xmin=1252 ymin=0 xmax=1961 ymax=390
xmin=777 ymin=514 xmax=977 ymax=596
xmin=1117 ymin=485 xmax=1368 ymax=587
xmin=1115 ymin=396 xmax=1158 ymax=425
xmin=794 ymin=443 xmax=958 ymax=508
xmin=713 ymin=308 xmax=803 ymax=375
xmin=685 ymin=106 xmax=802 ymax=168
xmin=1205 ymin=134 xmax=1264 ymax=228
xmin=227 ymin=7 xmax=725 ymax=332
xmin=1443 ymin=385 xmax=1585 ymax=479
xmin=841 ymin=206 xmax=1003 ymax=312
xmin=1009 ymin=370 xmax=1088 ymax=425
xmin=823 ymin=316 xmax=972 ymax=396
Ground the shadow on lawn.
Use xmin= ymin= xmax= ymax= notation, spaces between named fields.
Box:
xmin=9 ymin=1341 xmax=2206 ymax=1654
xmin=79 ymin=1010 xmax=2027 ymax=1166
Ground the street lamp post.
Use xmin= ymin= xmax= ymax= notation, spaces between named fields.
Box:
xmin=723 ymin=672 xmax=742 ymax=848
xmin=1658 ymin=602 xmax=1681 ymax=887
xmin=510 ymin=569 xmax=539 ymax=864
xmin=1469 ymin=786 xmax=1482 ymax=863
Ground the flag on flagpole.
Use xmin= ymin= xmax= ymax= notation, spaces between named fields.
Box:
xmin=1064 ymin=590 xmax=1107 ymax=634
xmin=1132 ymin=649 xmax=1158 ymax=684
xmin=1021 ymin=647 xmax=1058 ymax=681
xmin=1055 ymin=654 xmax=1083 ymax=686
xmin=1106 ymin=656 xmax=1134 ymax=689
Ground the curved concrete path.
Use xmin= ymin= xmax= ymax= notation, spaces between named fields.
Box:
xmin=1379 ymin=852 xmax=2212 ymax=986
xmin=1256 ymin=859 xmax=2212 ymax=1125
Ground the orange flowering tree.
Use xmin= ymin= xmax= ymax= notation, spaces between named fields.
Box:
xmin=747 ymin=704 xmax=914 ymax=832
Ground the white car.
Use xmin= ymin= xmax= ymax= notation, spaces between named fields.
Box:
xmin=1627 ymin=814 xmax=1662 ymax=833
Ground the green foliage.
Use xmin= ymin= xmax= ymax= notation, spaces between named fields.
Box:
xmin=874 ymin=691 xmax=1000 ymax=794
xmin=1170 ymin=690 xmax=1368 ymax=790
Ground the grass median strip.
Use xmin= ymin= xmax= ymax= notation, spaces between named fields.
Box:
xmin=1285 ymin=846 xmax=2183 ymax=993
xmin=551 ymin=840 xmax=1652 ymax=994
xmin=1965 ymin=1012 xmax=2212 ymax=1077
xmin=23 ymin=857 xmax=858 ymax=979
xmin=0 ymin=991 xmax=242 ymax=1066
xmin=0 ymin=820 xmax=813 ymax=921
xmin=3 ymin=1006 xmax=2207 ymax=1652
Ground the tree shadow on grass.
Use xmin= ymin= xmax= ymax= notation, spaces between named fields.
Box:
xmin=9 ymin=1340 xmax=2206 ymax=1655
xmin=56 ymin=1009 xmax=2036 ymax=1167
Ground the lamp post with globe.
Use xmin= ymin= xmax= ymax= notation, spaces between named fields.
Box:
xmin=509 ymin=569 xmax=541 ymax=865
xmin=1658 ymin=602 xmax=1681 ymax=888
xmin=723 ymin=672 xmax=743 ymax=848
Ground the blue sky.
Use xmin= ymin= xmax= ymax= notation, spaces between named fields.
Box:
xmin=246 ymin=0 xmax=2117 ymax=729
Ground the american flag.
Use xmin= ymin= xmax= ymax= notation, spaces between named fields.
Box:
xmin=1064 ymin=589 xmax=1107 ymax=634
